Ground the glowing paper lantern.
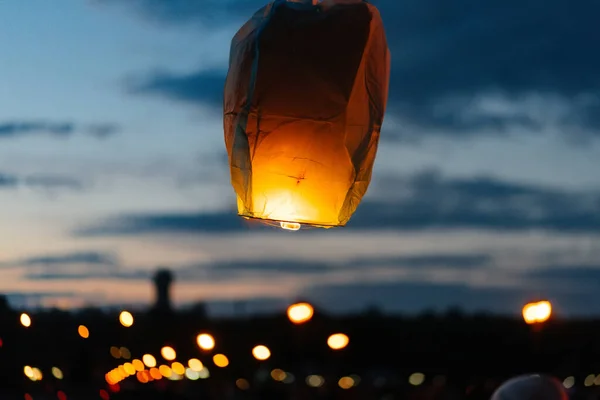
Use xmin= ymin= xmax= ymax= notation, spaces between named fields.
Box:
xmin=490 ymin=374 xmax=568 ymax=400
xmin=224 ymin=0 xmax=390 ymax=229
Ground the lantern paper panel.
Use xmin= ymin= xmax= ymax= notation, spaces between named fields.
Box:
xmin=224 ymin=0 xmax=390 ymax=228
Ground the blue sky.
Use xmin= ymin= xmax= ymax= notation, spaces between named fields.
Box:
xmin=1 ymin=0 xmax=599 ymax=316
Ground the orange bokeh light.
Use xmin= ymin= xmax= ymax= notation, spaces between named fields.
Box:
xmin=287 ymin=302 xmax=314 ymax=324
xmin=522 ymin=301 xmax=552 ymax=324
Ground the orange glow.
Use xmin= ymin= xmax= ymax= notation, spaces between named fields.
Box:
xmin=171 ymin=362 xmax=185 ymax=375
xmin=287 ymin=302 xmax=314 ymax=324
xmin=327 ymin=333 xmax=349 ymax=350
xmin=78 ymin=325 xmax=89 ymax=339
xmin=159 ymin=365 xmax=172 ymax=378
xmin=119 ymin=311 xmax=134 ymax=327
xmin=213 ymin=354 xmax=229 ymax=368
xmin=252 ymin=345 xmax=271 ymax=361
xmin=20 ymin=313 xmax=31 ymax=327
xmin=224 ymin=0 xmax=390 ymax=228
xmin=149 ymin=368 xmax=162 ymax=380
xmin=196 ymin=333 xmax=215 ymax=351
xmin=338 ymin=376 xmax=355 ymax=389
xmin=522 ymin=301 xmax=552 ymax=324
xmin=160 ymin=346 xmax=176 ymax=361
xmin=131 ymin=359 xmax=145 ymax=372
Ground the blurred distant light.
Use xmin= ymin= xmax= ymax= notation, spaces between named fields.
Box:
xmin=132 ymin=359 xmax=144 ymax=372
xmin=188 ymin=358 xmax=203 ymax=372
xmin=119 ymin=311 xmax=134 ymax=328
xmin=52 ymin=367 xmax=64 ymax=380
xmin=338 ymin=376 xmax=354 ymax=389
xmin=77 ymin=325 xmax=89 ymax=339
xmin=161 ymin=346 xmax=176 ymax=361
xmin=142 ymin=354 xmax=156 ymax=368
xmin=24 ymin=366 xmax=34 ymax=379
xmin=110 ymin=347 xmax=121 ymax=359
xmin=118 ymin=365 xmax=127 ymax=378
xmin=196 ymin=333 xmax=215 ymax=351
xmin=185 ymin=368 xmax=200 ymax=381
xmin=119 ymin=347 xmax=131 ymax=360
xmin=594 ymin=375 xmax=600 ymax=386
xmin=24 ymin=394 xmax=33 ymax=400
xmin=0 ymin=337 xmax=3 ymax=347
xmin=563 ymin=376 xmax=575 ymax=389
xmin=213 ymin=354 xmax=229 ymax=368
xmin=123 ymin=363 xmax=136 ymax=376
xmin=252 ymin=345 xmax=271 ymax=361
xmin=283 ymin=373 xmax=295 ymax=384
xmin=149 ymin=368 xmax=162 ymax=380
xmin=522 ymin=301 xmax=552 ymax=324
xmin=20 ymin=313 xmax=31 ymax=328
xmin=171 ymin=362 xmax=185 ymax=375
xmin=32 ymin=368 xmax=43 ymax=381
xmin=409 ymin=372 xmax=425 ymax=386
xmin=198 ymin=367 xmax=210 ymax=379
xmin=236 ymin=378 xmax=250 ymax=390
xmin=57 ymin=390 xmax=67 ymax=400
xmin=99 ymin=389 xmax=110 ymax=400
xmin=327 ymin=333 xmax=349 ymax=350
xmin=306 ymin=375 xmax=324 ymax=387
xmin=159 ymin=365 xmax=172 ymax=378
xmin=136 ymin=371 xmax=149 ymax=383
xmin=271 ymin=368 xmax=286 ymax=381
xmin=287 ymin=302 xmax=314 ymax=324
xmin=584 ymin=374 xmax=595 ymax=387
xmin=108 ymin=383 xmax=120 ymax=393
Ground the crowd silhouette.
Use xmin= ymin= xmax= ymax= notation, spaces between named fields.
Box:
xmin=1 ymin=269 xmax=599 ymax=399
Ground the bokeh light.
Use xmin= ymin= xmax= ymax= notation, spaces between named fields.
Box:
xmin=327 ymin=333 xmax=349 ymax=350
xmin=252 ymin=345 xmax=271 ymax=361
xmin=522 ymin=301 xmax=552 ymax=324
xmin=119 ymin=311 xmax=134 ymax=327
xmin=20 ymin=313 xmax=31 ymax=328
xmin=52 ymin=367 xmax=64 ymax=380
xmin=409 ymin=372 xmax=425 ymax=386
xmin=213 ymin=354 xmax=229 ymax=368
xmin=188 ymin=358 xmax=203 ymax=372
xmin=161 ymin=346 xmax=176 ymax=361
xmin=142 ymin=354 xmax=157 ymax=368
xmin=196 ymin=333 xmax=215 ymax=351
xmin=78 ymin=325 xmax=89 ymax=338
xmin=286 ymin=302 xmax=314 ymax=324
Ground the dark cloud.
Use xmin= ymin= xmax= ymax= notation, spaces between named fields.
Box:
xmin=0 ymin=120 xmax=121 ymax=139
xmin=17 ymin=251 xmax=118 ymax=267
xmin=74 ymin=169 xmax=600 ymax=236
xmin=0 ymin=173 xmax=19 ymax=189
xmin=23 ymin=175 xmax=85 ymax=191
xmin=117 ymin=0 xmax=600 ymax=141
xmin=525 ymin=266 xmax=600 ymax=291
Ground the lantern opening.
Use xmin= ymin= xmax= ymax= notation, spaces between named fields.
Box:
xmin=280 ymin=222 xmax=301 ymax=231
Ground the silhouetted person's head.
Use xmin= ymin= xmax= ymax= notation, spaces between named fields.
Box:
xmin=153 ymin=268 xmax=173 ymax=312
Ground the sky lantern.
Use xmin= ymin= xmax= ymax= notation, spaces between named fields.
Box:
xmin=224 ymin=0 xmax=390 ymax=230
xmin=522 ymin=300 xmax=552 ymax=325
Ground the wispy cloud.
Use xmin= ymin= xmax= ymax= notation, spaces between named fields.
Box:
xmin=74 ymin=169 xmax=600 ymax=236
xmin=0 ymin=172 xmax=86 ymax=193
xmin=0 ymin=120 xmax=121 ymax=139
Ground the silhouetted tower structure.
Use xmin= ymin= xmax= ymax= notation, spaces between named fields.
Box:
xmin=153 ymin=268 xmax=173 ymax=313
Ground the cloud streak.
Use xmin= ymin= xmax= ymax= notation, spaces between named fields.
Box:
xmin=74 ymin=169 xmax=600 ymax=235
xmin=0 ymin=120 xmax=121 ymax=139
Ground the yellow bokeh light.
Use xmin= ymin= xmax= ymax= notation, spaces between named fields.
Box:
xmin=161 ymin=346 xmax=176 ymax=361
xmin=159 ymin=365 xmax=172 ymax=378
xmin=338 ymin=376 xmax=354 ymax=389
xmin=252 ymin=345 xmax=271 ymax=361
xmin=132 ymin=359 xmax=145 ymax=372
xmin=171 ymin=362 xmax=185 ymax=375
xmin=409 ymin=372 xmax=425 ymax=386
xmin=20 ymin=313 xmax=31 ymax=328
xmin=123 ymin=363 xmax=136 ymax=376
xmin=196 ymin=333 xmax=216 ymax=351
xmin=327 ymin=333 xmax=349 ymax=350
xmin=32 ymin=368 xmax=43 ymax=381
xmin=188 ymin=358 xmax=203 ymax=372
xmin=287 ymin=302 xmax=314 ymax=324
xmin=142 ymin=354 xmax=157 ymax=368
xmin=522 ymin=300 xmax=552 ymax=324
xmin=52 ymin=367 xmax=63 ymax=380
xmin=119 ymin=311 xmax=134 ymax=327
xmin=78 ymin=325 xmax=89 ymax=339
xmin=213 ymin=354 xmax=229 ymax=368
xmin=24 ymin=366 xmax=34 ymax=378
xmin=185 ymin=368 xmax=200 ymax=380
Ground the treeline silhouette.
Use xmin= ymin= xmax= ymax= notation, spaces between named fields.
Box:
xmin=1 ymin=294 xmax=600 ymax=399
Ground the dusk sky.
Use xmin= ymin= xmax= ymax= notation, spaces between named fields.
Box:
xmin=1 ymin=0 xmax=599 ymax=316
